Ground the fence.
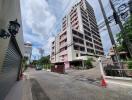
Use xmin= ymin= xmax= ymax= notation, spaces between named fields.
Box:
xmin=104 ymin=68 xmax=132 ymax=77
xmin=99 ymin=57 xmax=132 ymax=78
xmin=51 ymin=65 xmax=65 ymax=74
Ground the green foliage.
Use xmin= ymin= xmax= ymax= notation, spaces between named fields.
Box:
xmin=37 ymin=55 xmax=51 ymax=69
xmin=32 ymin=60 xmax=38 ymax=65
xmin=22 ymin=57 xmax=28 ymax=71
xmin=127 ymin=59 xmax=132 ymax=69
xmin=84 ymin=58 xmax=93 ymax=69
xmin=116 ymin=45 xmax=126 ymax=52
xmin=116 ymin=15 xmax=132 ymax=55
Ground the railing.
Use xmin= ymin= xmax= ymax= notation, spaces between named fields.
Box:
xmin=104 ymin=68 xmax=132 ymax=77
xmin=99 ymin=57 xmax=132 ymax=78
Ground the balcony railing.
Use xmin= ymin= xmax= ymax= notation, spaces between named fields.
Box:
xmin=60 ymin=36 xmax=67 ymax=42
xmin=60 ymin=50 xmax=67 ymax=56
xmin=60 ymin=42 xmax=67 ymax=49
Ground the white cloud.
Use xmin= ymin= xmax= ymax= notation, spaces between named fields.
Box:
xmin=21 ymin=0 xmax=57 ymax=58
xmin=21 ymin=0 xmax=56 ymax=39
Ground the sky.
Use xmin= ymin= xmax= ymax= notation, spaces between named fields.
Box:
xmin=20 ymin=0 xmax=129 ymax=60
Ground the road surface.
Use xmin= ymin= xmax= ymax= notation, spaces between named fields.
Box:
xmin=26 ymin=69 xmax=132 ymax=100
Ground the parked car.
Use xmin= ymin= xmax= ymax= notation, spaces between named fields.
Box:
xmin=36 ymin=65 xmax=42 ymax=70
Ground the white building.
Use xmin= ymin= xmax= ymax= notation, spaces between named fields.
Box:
xmin=24 ymin=42 xmax=32 ymax=64
xmin=51 ymin=0 xmax=104 ymax=69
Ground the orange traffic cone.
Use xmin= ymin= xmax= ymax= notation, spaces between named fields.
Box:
xmin=101 ymin=76 xmax=107 ymax=88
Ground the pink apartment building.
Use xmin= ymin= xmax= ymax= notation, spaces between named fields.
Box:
xmin=51 ymin=0 xmax=104 ymax=69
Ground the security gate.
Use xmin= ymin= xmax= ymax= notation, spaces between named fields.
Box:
xmin=0 ymin=39 xmax=22 ymax=100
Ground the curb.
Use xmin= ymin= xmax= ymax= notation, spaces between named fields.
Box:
xmin=106 ymin=79 xmax=132 ymax=87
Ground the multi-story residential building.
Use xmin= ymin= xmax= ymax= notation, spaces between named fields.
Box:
xmin=0 ymin=0 xmax=24 ymax=99
xmin=51 ymin=0 xmax=104 ymax=69
xmin=24 ymin=42 xmax=32 ymax=64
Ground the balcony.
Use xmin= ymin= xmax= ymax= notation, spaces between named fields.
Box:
xmin=73 ymin=37 xmax=84 ymax=45
xmin=94 ymin=39 xmax=101 ymax=44
xmin=74 ymin=45 xmax=85 ymax=52
xmin=94 ymin=43 xmax=103 ymax=49
xmin=62 ymin=27 xmax=67 ymax=31
xmin=51 ymin=57 xmax=55 ymax=63
xmin=60 ymin=54 xmax=68 ymax=62
xmin=72 ymin=24 xmax=79 ymax=30
xmin=59 ymin=35 xmax=67 ymax=42
xmin=86 ymin=42 xmax=93 ymax=48
xmin=60 ymin=42 xmax=67 ymax=49
xmin=60 ymin=50 xmax=67 ymax=56
xmin=71 ymin=15 xmax=78 ymax=22
xmin=71 ymin=20 xmax=78 ymax=26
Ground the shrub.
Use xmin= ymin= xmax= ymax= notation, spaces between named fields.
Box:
xmin=84 ymin=58 xmax=93 ymax=69
xmin=127 ymin=60 xmax=132 ymax=69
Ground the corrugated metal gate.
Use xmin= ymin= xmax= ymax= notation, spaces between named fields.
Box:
xmin=0 ymin=39 xmax=22 ymax=100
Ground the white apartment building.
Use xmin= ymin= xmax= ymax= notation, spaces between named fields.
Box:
xmin=24 ymin=42 xmax=32 ymax=64
xmin=51 ymin=0 xmax=104 ymax=69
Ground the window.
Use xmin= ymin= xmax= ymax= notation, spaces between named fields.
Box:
xmin=80 ymin=47 xmax=85 ymax=51
xmin=85 ymin=35 xmax=92 ymax=42
xmin=76 ymin=53 xmax=78 ymax=57
xmin=87 ymin=48 xmax=94 ymax=53
xmin=74 ymin=45 xmax=79 ymax=50
xmin=84 ymin=30 xmax=91 ymax=36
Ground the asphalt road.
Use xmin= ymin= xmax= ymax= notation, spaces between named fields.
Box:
xmin=27 ymin=69 xmax=132 ymax=100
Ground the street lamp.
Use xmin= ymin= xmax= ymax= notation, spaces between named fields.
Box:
xmin=0 ymin=19 xmax=20 ymax=39
xmin=8 ymin=19 xmax=20 ymax=37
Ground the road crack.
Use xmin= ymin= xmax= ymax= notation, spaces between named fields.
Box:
xmin=30 ymin=78 xmax=50 ymax=100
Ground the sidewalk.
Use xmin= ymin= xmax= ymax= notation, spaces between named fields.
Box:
xmin=106 ymin=78 xmax=132 ymax=87
xmin=4 ymin=78 xmax=32 ymax=100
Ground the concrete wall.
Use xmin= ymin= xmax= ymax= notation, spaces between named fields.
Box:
xmin=0 ymin=0 xmax=24 ymax=67
xmin=67 ymin=14 xmax=74 ymax=61
xmin=55 ymin=36 xmax=60 ymax=62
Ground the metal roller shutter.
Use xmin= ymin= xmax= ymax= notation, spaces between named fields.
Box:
xmin=0 ymin=39 xmax=21 ymax=100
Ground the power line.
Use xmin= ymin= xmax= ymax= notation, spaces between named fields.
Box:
xmin=48 ymin=0 xmax=79 ymax=38
xmin=98 ymin=8 xmax=129 ymax=30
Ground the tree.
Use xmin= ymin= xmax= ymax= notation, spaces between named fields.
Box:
xmin=32 ymin=60 xmax=38 ymax=65
xmin=39 ymin=55 xmax=50 ymax=64
xmin=84 ymin=58 xmax=93 ymax=69
xmin=116 ymin=15 xmax=132 ymax=57
xmin=38 ymin=55 xmax=51 ymax=69
xmin=22 ymin=57 xmax=28 ymax=71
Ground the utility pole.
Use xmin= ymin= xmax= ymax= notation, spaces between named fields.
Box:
xmin=109 ymin=0 xmax=132 ymax=57
xmin=98 ymin=0 xmax=120 ymax=64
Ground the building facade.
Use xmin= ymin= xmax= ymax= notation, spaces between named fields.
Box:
xmin=24 ymin=42 xmax=32 ymax=64
xmin=0 ymin=0 xmax=24 ymax=99
xmin=51 ymin=0 xmax=104 ymax=68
